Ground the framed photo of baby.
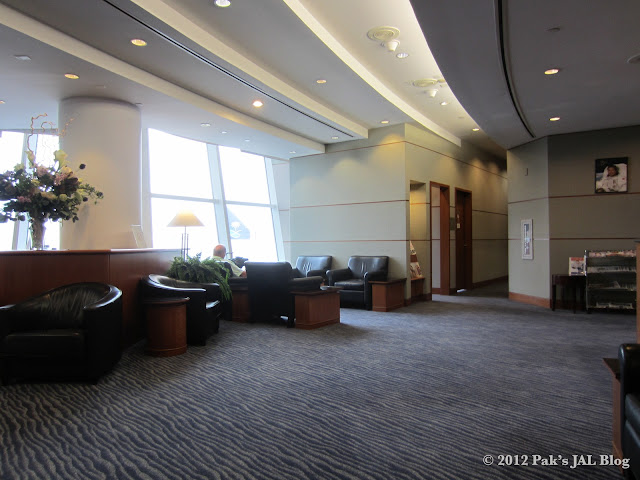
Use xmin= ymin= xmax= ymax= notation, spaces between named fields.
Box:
xmin=595 ymin=157 xmax=628 ymax=193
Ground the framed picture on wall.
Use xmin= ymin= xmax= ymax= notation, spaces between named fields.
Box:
xmin=521 ymin=219 xmax=533 ymax=260
xmin=595 ymin=157 xmax=628 ymax=193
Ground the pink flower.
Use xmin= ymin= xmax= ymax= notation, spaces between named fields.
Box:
xmin=16 ymin=196 xmax=32 ymax=203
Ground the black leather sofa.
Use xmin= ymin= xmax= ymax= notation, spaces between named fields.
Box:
xmin=140 ymin=274 xmax=222 ymax=345
xmin=619 ymin=344 xmax=640 ymax=478
xmin=0 ymin=282 xmax=123 ymax=384
xmin=245 ymin=261 xmax=323 ymax=327
xmin=292 ymin=255 xmax=333 ymax=282
xmin=327 ymin=256 xmax=389 ymax=310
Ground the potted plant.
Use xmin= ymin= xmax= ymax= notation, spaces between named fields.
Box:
xmin=166 ymin=253 xmax=231 ymax=301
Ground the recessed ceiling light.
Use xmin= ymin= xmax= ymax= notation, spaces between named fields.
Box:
xmin=380 ymin=120 xmax=389 ymax=124
xmin=221 ymin=130 xmax=228 ymax=134
xmin=134 ymin=103 xmax=143 ymax=107
xmin=201 ymin=123 xmax=211 ymax=127
xmin=14 ymin=55 xmax=31 ymax=61
xmin=252 ymin=100 xmax=264 ymax=108
xmin=331 ymin=136 xmax=339 ymax=140
xmin=396 ymin=52 xmax=409 ymax=59
xmin=627 ymin=53 xmax=640 ymax=64
xmin=547 ymin=26 xmax=561 ymax=33
xmin=244 ymin=139 xmax=251 ymax=142
xmin=544 ymin=68 xmax=560 ymax=75
xmin=440 ymin=101 xmax=448 ymax=106
xmin=64 ymin=73 xmax=79 ymax=79
xmin=550 ymin=117 xmax=561 ymax=121
xmin=316 ymin=79 xmax=327 ymax=84
xmin=131 ymin=38 xmax=147 ymax=47
xmin=215 ymin=0 xmax=231 ymax=7
xmin=289 ymin=151 xmax=297 ymax=154
xmin=472 ymin=128 xmax=480 ymax=132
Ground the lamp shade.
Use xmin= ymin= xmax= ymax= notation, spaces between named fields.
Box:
xmin=167 ymin=211 xmax=204 ymax=228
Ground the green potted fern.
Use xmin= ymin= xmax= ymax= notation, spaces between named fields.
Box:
xmin=166 ymin=253 xmax=232 ymax=301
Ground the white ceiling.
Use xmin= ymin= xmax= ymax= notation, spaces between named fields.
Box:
xmin=1 ymin=0 xmax=638 ymax=161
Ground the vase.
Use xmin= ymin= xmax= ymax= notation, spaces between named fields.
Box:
xmin=30 ymin=218 xmax=46 ymax=250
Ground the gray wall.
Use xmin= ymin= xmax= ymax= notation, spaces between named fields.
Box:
xmin=508 ymin=125 xmax=640 ymax=304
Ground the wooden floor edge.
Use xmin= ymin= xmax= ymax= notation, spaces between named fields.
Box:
xmin=509 ymin=291 xmax=550 ymax=309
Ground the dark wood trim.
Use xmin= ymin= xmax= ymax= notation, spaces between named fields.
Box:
xmin=455 ymin=188 xmax=473 ymax=291
xmin=509 ymin=291 xmax=550 ymax=309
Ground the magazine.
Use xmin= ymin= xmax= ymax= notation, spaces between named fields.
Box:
xmin=569 ymin=256 xmax=586 ymax=276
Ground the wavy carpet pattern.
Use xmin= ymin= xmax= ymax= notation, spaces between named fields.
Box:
xmin=0 ymin=283 xmax=636 ymax=479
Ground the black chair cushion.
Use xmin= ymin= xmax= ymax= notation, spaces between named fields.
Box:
xmin=8 ymin=284 xmax=109 ymax=331
xmin=334 ymin=279 xmax=365 ymax=291
xmin=2 ymin=329 xmax=85 ymax=358
xmin=347 ymin=256 xmax=389 ymax=279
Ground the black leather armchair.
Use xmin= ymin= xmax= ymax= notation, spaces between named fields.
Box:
xmin=327 ymin=256 xmax=389 ymax=310
xmin=0 ymin=282 xmax=123 ymax=384
xmin=140 ymin=274 xmax=222 ymax=345
xmin=292 ymin=255 xmax=333 ymax=282
xmin=619 ymin=344 xmax=640 ymax=478
xmin=245 ymin=261 xmax=323 ymax=327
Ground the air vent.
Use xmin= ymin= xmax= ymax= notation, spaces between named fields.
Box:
xmin=367 ymin=26 xmax=400 ymax=43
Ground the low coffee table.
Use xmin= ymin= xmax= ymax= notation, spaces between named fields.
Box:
xmin=294 ymin=287 xmax=341 ymax=329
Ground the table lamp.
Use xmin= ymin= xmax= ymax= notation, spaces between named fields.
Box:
xmin=167 ymin=210 xmax=204 ymax=259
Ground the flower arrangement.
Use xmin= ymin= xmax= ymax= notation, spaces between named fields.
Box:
xmin=0 ymin=149 xmax=103 ymax=224
xmin=0 ymin=115 xmax=103 ymax=248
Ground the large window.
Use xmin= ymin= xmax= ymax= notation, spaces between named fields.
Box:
xmin=219 ymin=147 xmax=277 ymax=261
xmin=147 ymin=130 xmax=280 ymax=261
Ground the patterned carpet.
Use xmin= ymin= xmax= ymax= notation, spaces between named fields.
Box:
xmin=0 ymin=282 xmax=636 ymax=480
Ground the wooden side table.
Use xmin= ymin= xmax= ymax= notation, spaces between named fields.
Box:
xmin=370 ymin=278 xmax=406 ymax=312
xmin=294 ymin=288 xmax=340 ymax=329
xmin=551 ymin=274 xmax=586 ymax=313
xmin=230 ymin=284 xmax=250 ymax=322
xmin=143 ymin=297 xmax=189 ymax=357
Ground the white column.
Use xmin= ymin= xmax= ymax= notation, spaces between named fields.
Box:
xmin=59 ymin=97 xmax=141 ymax=249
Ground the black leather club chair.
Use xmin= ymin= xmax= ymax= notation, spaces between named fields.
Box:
xmin=619 ymin=344 xmax=640 ymax=478
xmin=292 ymin=255 xmax=333 ymax=282
xmin=0 ymin=282 xmax=123 ymax=385
xmin=327 ymin=256 xmax=389 ymax=310
xmin=140 ymin=274 xmax=222 ymax=345
xmin=245 ymin=261 xmax=323 ymax=327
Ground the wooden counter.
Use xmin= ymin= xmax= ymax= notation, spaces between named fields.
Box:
xmin=0 ymin=248 xmax=179 ymax=347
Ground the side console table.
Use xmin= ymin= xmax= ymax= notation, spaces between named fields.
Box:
xmin=294 ymin=287 xmax=341 ymax=329
xmin=370 ymin=278 xmax=406 ymax=312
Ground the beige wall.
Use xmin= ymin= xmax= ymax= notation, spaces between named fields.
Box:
xmin=289 ymin=126 xmax=409 ymax=282
xmin=286 ymin=123 xmax=508 ymax=299
xmin=507 ymin=138 xmax=550 ymax=301
xmin=405 ymin=124 xmax=508 ymax=291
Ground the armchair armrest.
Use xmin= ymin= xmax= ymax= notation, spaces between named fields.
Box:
xmin=306 ymin=268 xmax=327 ymax=278
xmin=83 ymin=286 xmax=123 ymax=379
xmin=0 ymin=304 xmax=14 ymax=339
xmin=289 ymin=276 xmax=323 ymax=292
xmin=620 ymin=344 xmax=640 ymax=430
xmin=327 ymin=268 xmax=352 ymax=285
xmin=364 ymin=270 xmax=388 ymax=284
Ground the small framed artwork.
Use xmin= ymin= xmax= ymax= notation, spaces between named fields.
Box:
xmin=595 ymin=157 xmax=628 ymax=193
xmin=521 ymin=219 xmax=533 ymax=260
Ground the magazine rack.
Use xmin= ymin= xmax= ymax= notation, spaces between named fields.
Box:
xmin=585 ymin=250 xmax=636 ymax=312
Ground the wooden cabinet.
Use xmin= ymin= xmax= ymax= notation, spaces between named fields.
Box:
xmin=586 ymin=250 xmax=636 ymax=312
